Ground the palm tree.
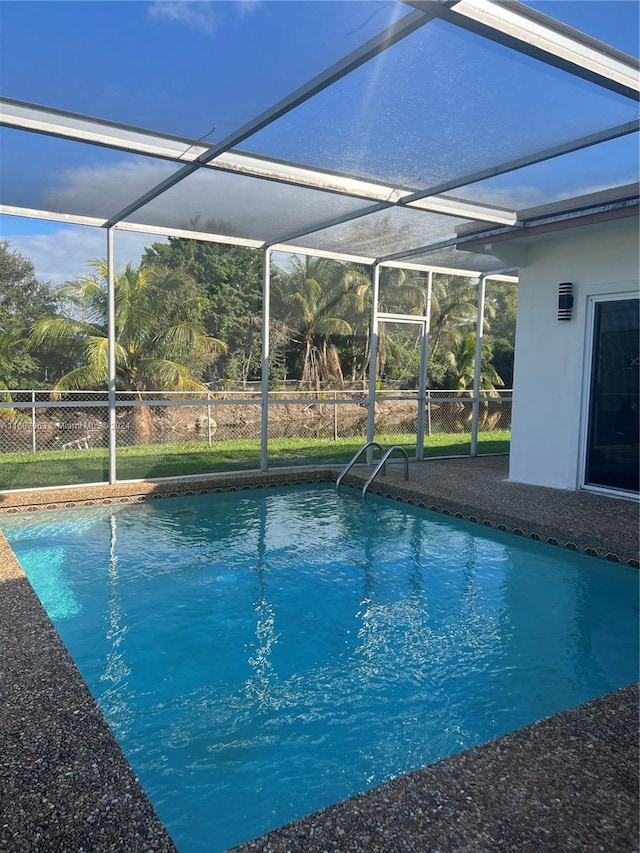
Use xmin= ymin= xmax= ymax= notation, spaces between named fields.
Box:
xmin=444 ymin=332 xmax=504 ymax=430
xmin=272 ymin=256 xmax=367 ymax=390
xmin=31 ymin=260 xmax=226 ymax=442
xmin=0 ymin=330 xmax=30 ymax=425
xmin=445 ymin=332 xmax=504 ymax=392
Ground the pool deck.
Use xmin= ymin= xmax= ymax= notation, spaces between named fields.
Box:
xmin=0 ymin=455 xmax=638 ymax=852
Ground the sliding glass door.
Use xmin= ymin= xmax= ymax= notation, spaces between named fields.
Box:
xmin=585 ymin=297 xmax=639 ymax=494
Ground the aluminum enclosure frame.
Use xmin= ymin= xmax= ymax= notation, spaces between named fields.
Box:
xmin=0 ymin=0 xmax=637 ymax=486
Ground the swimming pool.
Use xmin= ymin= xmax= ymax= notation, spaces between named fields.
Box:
xmin=2 ymin=483 xmax=638 ymax=852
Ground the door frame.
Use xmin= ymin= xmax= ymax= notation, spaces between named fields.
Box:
xmin=579 ymin=290 xmax=639 ymax=498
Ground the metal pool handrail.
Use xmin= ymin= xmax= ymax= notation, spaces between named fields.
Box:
xmin=336 ymin=441 xmax=385 ymax=493
xmin=362 ymin=445 xmax=409 ymax=500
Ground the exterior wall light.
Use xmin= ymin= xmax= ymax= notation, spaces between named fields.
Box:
xmin=558 ymin=282 xmax=573 ymax=321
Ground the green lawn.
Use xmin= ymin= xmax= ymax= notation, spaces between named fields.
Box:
xmin=0 ymin=431 xmax=510 ymax=490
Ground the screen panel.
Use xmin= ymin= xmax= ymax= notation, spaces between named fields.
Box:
xmin=124 ymin=167 xmax=376 ymax=245
xmin=245 ymin=18 xmax=637 ymax=191
xmin=0 ymin=127 xmax=180 ymax=221
xmin=0 ymin=1 xmax=413 ymax=141
xmin=285 ymin=206 xmax=495 ymax=260
xmin=447 ymin=133 xmax=640 ymax=210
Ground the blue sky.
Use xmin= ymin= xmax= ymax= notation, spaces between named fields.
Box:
xmin=0 ymin=0 xmax=637 ymax=286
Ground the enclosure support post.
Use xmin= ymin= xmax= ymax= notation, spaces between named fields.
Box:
xmin=107 ymin=228 xmax=117 ymax=484
xmin=470 ymin=274 xmax=486 ymax=458
xmin=416 ymin=269 xmax=433 ymax=461
xmin=260 ymin=247 xmax=271 ymax=471
xmin=31 ymin=389 xmax=36 ymax=454
xmin=366 ymin=263 xmax=381 ymax=464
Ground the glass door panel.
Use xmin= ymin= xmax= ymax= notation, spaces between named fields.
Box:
xmin=585 ymin=298 xmax=639 ymax=493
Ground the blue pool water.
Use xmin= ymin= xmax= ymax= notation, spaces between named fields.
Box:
xmin=2 ymin=484 xmax=638 ymax=852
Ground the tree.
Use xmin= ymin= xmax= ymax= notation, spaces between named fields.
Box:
xmin=443 ymin=332 xmax=505 ymax=431
xmin=142 ymin=238 xmax=263 ymax=385
xmin=271 ymin=256 xmax=368 ymax=390
xmin=0 ymin=240 xmax=70 ymax=386
xmin=429 ymin=275 xmax=482 ymax=360
xmin=444 ymin=332 xmax=504 ymax=393
xmin=484 ymin=280 xmax=518 ymax=387
xmin=31 ymin=260 xmax=226 ymax=441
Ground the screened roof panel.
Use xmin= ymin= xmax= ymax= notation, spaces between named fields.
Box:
xmin=398 ymin=245 xmax=513 ymax=275
xmin=283 ymin=206 xmax=495 ymax=260
xmin=123 ymin=168 xmax=377 ymax=245
xmin=0 ymin=1 xmax=637 ymax=274
xmin=448 ymin=131 xmax=640 ymax=210
xmin=243 ymin=16 xmax=637 ymax=190
xmin=0 ymin=1 xmax=412 ymax=140
xmin=0 ymin=127 xmax=180 ymax=221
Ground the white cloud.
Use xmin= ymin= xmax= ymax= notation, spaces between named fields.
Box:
xmin=44 ymin=159 xmax=175 ymax=219
xmin=147 ymin=1 xmax=260 ymax=33
xmin=147 ymin=1 xmax=220 ymax=34
xmin=236 ymin=0 xmax=261 ymax=14
xmin=3 ymin=226 xmax=165 ymax=288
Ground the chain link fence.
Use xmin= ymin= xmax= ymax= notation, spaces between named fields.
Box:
xmin=0 ymin=389 xmax=511 ymax=489
xmin=0 ymin=391 xmax=110 ymax=454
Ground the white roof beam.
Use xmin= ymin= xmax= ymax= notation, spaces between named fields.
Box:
xmin=114 ymin=222 xmax=263 ymax=250
xmin=0 ymin=98 xmax=202 ymax=161
xmin=268 ymin=244 xmax=376 ymax=266
xmin=0 ymin=204 xmax=105 ymax=228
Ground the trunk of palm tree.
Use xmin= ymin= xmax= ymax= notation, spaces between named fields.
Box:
xmin=300 ymin=335 xmax=316 ymax=390
xmin=131 ymin=402 xmax=154 ymax=445
xmin=319 ymin=337 xmax=345 ymax=389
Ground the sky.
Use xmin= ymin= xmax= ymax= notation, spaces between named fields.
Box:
xmin=0 ymin=0 xmax=637 ymax=287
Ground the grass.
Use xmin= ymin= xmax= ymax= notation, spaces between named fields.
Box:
xmin=0 ymin=431 xmax=510 ymax=490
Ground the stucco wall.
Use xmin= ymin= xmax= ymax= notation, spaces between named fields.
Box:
xmin=508 ymin=218 xmax=639 ymax=490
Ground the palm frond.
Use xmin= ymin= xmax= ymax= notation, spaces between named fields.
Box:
xmin=151 ymin=324 xmax=228 ymax=357
xmin=84 ymin=335 xmax=109 ymax=370
xmin=53 ymin=364 xmax=108 ymax=391
xmin=313 ymin=317 xmax=352 ymax=336
xmin=30 ymin=316 xmax=103 ymax=347
xmin=135 ymin=359 xmax=208 ymax=392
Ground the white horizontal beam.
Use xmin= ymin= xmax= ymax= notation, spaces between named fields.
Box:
xmin=0 ymin=204 xmax=105 ymax=228
xmin=114 ymin=221 xmax=263 ymax=249
xmin=433 ymin=0 xmax=639 ymax=99
xmin=378 ymin=312 xmax=429 ymax=324
xmin=380 ymin=259 xmax=481 ymax=276
xmin=0 ymin=98 xmax=202 ymax=161
xmin=268 ymin=243 xmax=376 ymax=265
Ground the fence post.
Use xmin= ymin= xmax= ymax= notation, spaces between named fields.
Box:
xmin=31 ymin=389 xmax=36 ymax=453
xmin=333 ymin=390 xmax=338 ymax=441
xmin=427 ymin=390 xmax=432 ymax=437
xmin=207 ymin=391 xmax=212 ymax=448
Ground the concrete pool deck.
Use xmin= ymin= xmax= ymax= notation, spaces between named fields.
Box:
xmin=0 ymin=455 xmax=638 ymax=851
